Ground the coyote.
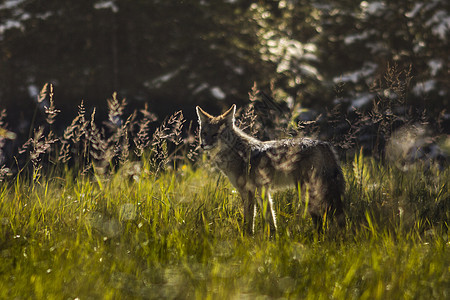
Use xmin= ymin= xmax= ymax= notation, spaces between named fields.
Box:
xmin=196 ymin=104 xmax=345 ymax=234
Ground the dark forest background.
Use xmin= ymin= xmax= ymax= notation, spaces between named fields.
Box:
xmin=0 ymin=0 xmax=449 ymax=161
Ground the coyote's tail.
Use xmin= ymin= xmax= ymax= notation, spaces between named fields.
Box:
xmin=330 ymin=166 xmax=345 ymax=213
xmin=323 ymin=144 xmax=345 ymax=221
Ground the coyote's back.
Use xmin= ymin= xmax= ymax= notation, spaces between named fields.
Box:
xmin=196 ymin=104 xmax=345 ymax=234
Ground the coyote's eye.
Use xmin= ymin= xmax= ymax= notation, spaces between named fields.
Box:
xmin=199 ymin=129 xmax=219 ymax=150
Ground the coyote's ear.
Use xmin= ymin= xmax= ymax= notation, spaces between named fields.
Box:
xmin=222 ymin=104 xmax=236 ymax=125
xmin=196 ymin=106 xmax=212 ymax=124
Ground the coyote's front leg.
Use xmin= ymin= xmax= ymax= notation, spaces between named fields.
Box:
xmin=256 ymin=188 xmax=277 ymax=235
xmin=241 ymin=190 xmax=256 ymax=235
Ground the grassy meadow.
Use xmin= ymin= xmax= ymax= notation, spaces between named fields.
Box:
xmin=0 ymin=152 xmax=448 ymax=299
xmin=0 ymin=86 xmax=449 ymax=299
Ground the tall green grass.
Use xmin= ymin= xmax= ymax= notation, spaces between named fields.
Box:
xmin=0 ymin=79 xmax=448 ymax=298
xmin=1 ymin=151 xmax=448 ymax=299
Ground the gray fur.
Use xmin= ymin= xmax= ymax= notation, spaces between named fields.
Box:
xmin=196 ymin=104 xmax=345 ymax=234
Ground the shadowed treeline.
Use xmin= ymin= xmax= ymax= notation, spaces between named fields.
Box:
xmin=0 ymin=1 xmax=448 ymax=129
xmin=0 ymin=0 xmax=449 ymax=177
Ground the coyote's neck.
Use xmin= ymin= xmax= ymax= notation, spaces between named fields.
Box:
xmin=215 ymin=125 xmax=259 ymax=161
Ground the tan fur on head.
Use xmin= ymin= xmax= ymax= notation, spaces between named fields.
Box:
xmin=196 ymin=104 xmax=236 ymax=124
xmin=220 ymin=104 xmax=236 ymax=124
xmin=196 ymin=106 xmax=213 ymax=124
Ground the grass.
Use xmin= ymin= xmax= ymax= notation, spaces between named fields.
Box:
xmin=0 ymin=81 xmax=448 ymax=298
xmin=0 ymin=152 xmax=448 ymax=299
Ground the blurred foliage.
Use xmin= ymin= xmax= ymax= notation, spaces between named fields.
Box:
xmin=0 ymin=0 xmax=448 ymax=132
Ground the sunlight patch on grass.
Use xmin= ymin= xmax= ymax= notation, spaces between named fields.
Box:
xmin=0 ymin=157 xmax=448 ymax=299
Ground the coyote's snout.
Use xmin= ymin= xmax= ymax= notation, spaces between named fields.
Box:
xmin=196 ymin=104 xmax=345 ymax=234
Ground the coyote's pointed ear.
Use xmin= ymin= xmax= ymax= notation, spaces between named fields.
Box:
xmin=196 ymin=106 xmax=212 ymax=124
xmin=222 ymin=104 xmax=236 ymax=125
